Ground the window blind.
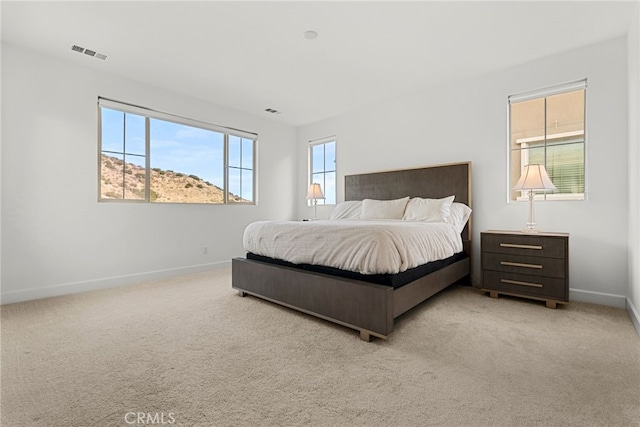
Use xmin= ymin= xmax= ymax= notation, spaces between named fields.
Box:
xmin=98 ymin=97 xmax=258 ymax=140
xmin=508 ymin=79 xmax=587 ymax=104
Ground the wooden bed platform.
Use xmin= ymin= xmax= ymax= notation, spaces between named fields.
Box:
xmin=232 ymin=161 xmax=472 ymax=341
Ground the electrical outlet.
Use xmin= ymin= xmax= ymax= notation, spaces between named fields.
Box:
xmin=203 ymin=247 xmax=208 ymax=255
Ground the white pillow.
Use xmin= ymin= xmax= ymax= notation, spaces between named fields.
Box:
xmin=402 ymin=195 xmax=455 ymax=222
xmin=330 ymin=200 xmax=362 ymax=219
xmin=448 ymin=202 xmax=472 ymax=233
xmin=361 ymin=197 xmax=410 ymax=220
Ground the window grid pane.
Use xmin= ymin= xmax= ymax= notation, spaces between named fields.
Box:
xmin=229 ymin=135 xmax=241 ymax=168
xmin=100 ymin=153 xmax=125 ymax=199
xmin=242 ymin=138 xmax=253 ymax=169
xmin=228 ymin=167 xmax=241 ymax=202
xmin=324 ymin=141 xmax=336 ymax=173
xmin=312 ymin=144 xmax=325 ymax=174
xmin=241 ymin=169 xmax=253 ymax=201
xmin=324 ymin=171 xmax=336 ymax=204
xmin=124 ymin=155 xmax=145 ymax=200
xmin=125 ymin=113 xmax=146 ymax=156
xmin=101 ymin=109 xmax=124 ymax=153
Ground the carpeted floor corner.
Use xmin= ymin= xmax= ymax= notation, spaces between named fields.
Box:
xmin=2 ymin=268 xmax=639 ymax=427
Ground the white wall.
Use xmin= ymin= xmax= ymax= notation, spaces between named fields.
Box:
xmin=1 ymin=43 xmax=298 ymax=304
xmin=628 ymin=3 xmax=640 ymax=332
xmin=297 ymin=37 xmax=629 ymax=307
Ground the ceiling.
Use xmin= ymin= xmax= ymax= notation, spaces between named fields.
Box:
xmin=1 ymin=1 xmax=637 ymax=127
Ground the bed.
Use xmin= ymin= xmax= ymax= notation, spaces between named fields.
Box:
xmin=232 ymin=161 xmax=472 ymax=341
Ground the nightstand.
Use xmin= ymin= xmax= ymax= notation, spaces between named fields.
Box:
xmin=481 ymin=230 xmax=569 ymax=308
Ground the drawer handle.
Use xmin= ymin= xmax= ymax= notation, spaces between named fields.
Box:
xmin=500 ymin=261 xmax=543 ymax=269
xmin=501 ymin=279 xmax=543 ymax=288
xmin=500 ymin=243 xmax=543 ymax=250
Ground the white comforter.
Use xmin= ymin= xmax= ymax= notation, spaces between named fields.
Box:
xmin=243 ymin=219 xmax=463 ymax=275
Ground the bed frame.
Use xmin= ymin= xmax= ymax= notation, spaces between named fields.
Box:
xmin=232 ymin=161 xmax=472 ymax=341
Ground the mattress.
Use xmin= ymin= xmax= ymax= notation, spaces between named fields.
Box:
xmin=246 ymin=251 xmax=468 ymax=288
xmin=243 ymin=219 xmax=464 ymax=275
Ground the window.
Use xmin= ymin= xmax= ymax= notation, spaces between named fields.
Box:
xmin=309 ymin=138 xmax=336 ymax=205
xmin=99 ymin=98 xmax=256 ymax=204
xmin=508 ymin=80 xmax=586 ymax=201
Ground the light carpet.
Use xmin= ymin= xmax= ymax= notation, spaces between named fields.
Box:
xmin=1 ymin=268 xmax=639 ymax=427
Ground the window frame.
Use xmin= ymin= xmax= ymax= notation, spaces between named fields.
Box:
xmin=98 ymin=97 xmax=257 ymax=205
xmin=308 ymin=137 xmax=337 ymax=206
xmin=507 ymin=79 xmax=587 ymax=203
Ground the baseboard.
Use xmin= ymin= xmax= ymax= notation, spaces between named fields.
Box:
xmin=0 ymin=260 xmax=231 ymax=305
xmin=568 ymin=288 xmax=627 ymax=308
xmin=626 ymin=297 xmax=640 ymax=337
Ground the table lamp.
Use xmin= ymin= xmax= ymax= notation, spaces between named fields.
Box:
xmin=512 ymin=164 xmax=556 ymax=233
xmin=306 ymin=183 xmax=325 ymax=220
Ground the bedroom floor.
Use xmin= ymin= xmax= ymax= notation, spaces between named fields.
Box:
xmin=2 ymin=268 xmax=639 ymax=427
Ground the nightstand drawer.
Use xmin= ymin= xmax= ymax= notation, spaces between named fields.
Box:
xmin=481 ymin=233 xmax=566 ymax=259
xmin=483 ymin=270 xmax=567 ymax=301
xmin=482 ymin=253 xmax=566 ymax=279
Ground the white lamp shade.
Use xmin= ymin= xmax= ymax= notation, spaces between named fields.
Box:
xmin=306 ymin=183 xmax=325 ymax=199
xmin=512 ymin=164 xmax=557 ymax=191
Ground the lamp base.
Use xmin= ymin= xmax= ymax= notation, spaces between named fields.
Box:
xmin=520 ymin=228 xmax=541 ymax=234
xmin=520 ymin=221 xmax=544 ymax=233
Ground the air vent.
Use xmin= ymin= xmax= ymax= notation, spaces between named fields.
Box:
xmin=265 ymin=108 xmax=281 ymax=114
xmin=70 ymin=44 xmax=107 ymax=60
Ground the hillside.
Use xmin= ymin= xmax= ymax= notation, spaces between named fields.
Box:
xmin=100 ymin=154 xmax=245 ymax=203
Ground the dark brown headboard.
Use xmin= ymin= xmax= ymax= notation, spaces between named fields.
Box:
xmin=344 ymin=162 xmax=472 ymax=242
